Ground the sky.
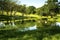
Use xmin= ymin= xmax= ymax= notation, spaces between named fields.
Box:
xmin=18 ymin=0 xmax=60 ymax=8
xmin=18 ymin=0 xmax=47 ymax=8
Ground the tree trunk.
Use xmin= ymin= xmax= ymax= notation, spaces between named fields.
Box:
xmin=1 ymin=8 xmax=3 ymax=15
xmin=10 ymin=11 xmax=13 ymax=25
xmin=14 ymin=11 xmax=17 ymax=23
xmin=7 ymin=11 xmax=9 ymax=24
xmin=21 ymin=13 xmax=24 ymax=24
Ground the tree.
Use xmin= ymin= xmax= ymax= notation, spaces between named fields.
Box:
xmin=0 ymin=0 xmax=18 ymax=24
xmin=17 ymin=5 xmax=26 ymax=24
xmin=26 ymin=6 xmax=36 ymax=14
xmin=58 ymin=2 xmax=60 ymax=13
xmin=36 ymin=4 xmax=48 ymax=16
xmin=47 ymin=0 xmax=59 ymax=18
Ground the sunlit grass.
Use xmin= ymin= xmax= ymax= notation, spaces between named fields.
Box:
xmin=56 ymin=18 xmax=60 ymax=22
xmin=43 ymin=34 xmax=60 ymax=40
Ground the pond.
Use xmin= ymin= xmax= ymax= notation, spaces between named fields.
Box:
xmin=0 ymin=21 xmax=60 ymax=40
xmin=15 ymin=21 xmax=60 ymax=32
xmin=0 ymin=21 xmax=60 ymax=30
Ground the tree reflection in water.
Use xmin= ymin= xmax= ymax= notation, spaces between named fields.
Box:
xmin=0 ymin=21 xmax=60 ymax=40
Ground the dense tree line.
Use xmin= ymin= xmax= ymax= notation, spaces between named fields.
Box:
xmin=36 ymin=0 xmax=60 ymax=17
xmin=0 ymin=0 xmax=60 ymax=24
xmin=0 ymin=0 xmax=37 ymax=24
xmin=0 ymin=0 xmax=60 ymax=16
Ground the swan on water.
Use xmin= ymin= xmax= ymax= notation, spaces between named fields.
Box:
xmin=56 ymin=22 xmax=60 ymax=26
xmin=17 ymin=25 xmax=37 ymax=32
xmin=28 ymin=25 xmax=37 ymax=30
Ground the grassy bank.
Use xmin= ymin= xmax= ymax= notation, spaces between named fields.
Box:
xmin=0 ymin=26 xmax=60 ymax=40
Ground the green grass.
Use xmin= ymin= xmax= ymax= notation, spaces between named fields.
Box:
xmin=43 ymin=34 xmax=60 ymax=40
xmin=1 ymin=11 xmax=60 ymax=22
xmin=0 ymin=25 xmax=60 ymax=40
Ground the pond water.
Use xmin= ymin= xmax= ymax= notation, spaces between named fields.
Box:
xmin=16 ymin=21 xmax=60 ymax=32
xmin=0 ymin=21 xmax=60 ymax=31
xmin=0 ymin=21 xmax=60 ymax=40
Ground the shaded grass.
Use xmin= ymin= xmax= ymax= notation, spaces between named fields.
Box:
xmin=0 ymin=25 xmax=60 ymax=40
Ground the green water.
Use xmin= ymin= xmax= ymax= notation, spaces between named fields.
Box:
xmin=0 ymin=21 xmax=60 ymax=40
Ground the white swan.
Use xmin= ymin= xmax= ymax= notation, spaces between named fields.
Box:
xmin=28 ymin=25 xmax=37 ymax=30
xmin=56 ymin=22 xmax=60 ymax=26
xmin=18 ymin=25 xmax=37 ymax=32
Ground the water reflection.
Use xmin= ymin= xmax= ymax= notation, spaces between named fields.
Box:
xmin=0 ymin=22 xmax=5 ymax=27
xmin=0 ymin=21 xmax=60 ymax=40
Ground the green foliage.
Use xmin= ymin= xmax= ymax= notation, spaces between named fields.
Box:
xmin=36 ymin=0 xmax=59 ymax=16
xmin=26 ymin=6 xmax=36 ymax=14
xmin=18 ymin=5 xmax=26 ymax=13
xmin=47 ymin=0 xmax=59 ymax=16
xmin=36 ymin=4 xmax=49 ymax=16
